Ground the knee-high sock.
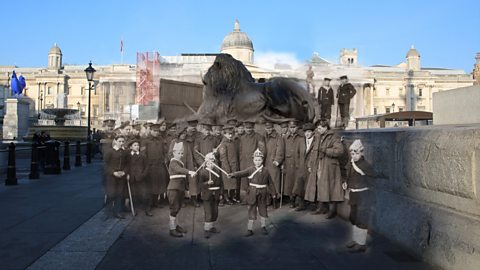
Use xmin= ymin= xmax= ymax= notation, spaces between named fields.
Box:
xmin=352 ymin=225 xmax=368 ymax=245
xmin=247 ymin=219 xmax=254 ymax=230
xmin=260 ymin=217 xmax=267 ymax=227
xmin=204 ymin=222 xmax=212 ymax=231
xmin=169 ymin=216 xmax=177 ymax=230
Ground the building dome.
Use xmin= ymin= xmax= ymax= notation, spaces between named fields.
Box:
xmin=221 ymin=20 xmax=253 ymax=51
xmin=406 ymin=45 xmax=420 ymax=58
xmin=49 ymin=43 xmax=62 ymax=55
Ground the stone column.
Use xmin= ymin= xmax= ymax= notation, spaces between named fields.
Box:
xmin=2 ymin=98 xmax=30 ymax=140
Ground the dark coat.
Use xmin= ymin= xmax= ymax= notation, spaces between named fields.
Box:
xmin=265 ymin=131 xmax=284 ymax=193
xmin=336 ymin=83 xmax=356 ymax=104
xmin=167 ymin=158 xmax=190 ymax=191
xmin=103 ymin=147 xmax=128 ymax=194
xmin=238 ymin=132 xmax=265 ymax=190
xmin=305 ymin=130 xmax=344 ymax=202
xmin=231 ymin=166 xmax=276 ymax=205
xmin=143 ymin=135 xmax=169 ymax=194
xmin=218 ymin=137 xmax=239 ymax=190
xmin=126 ymin=151 xmax=148 ymax=182
xmin=199 ymin=167 xmax=224 ymax=201
xmin=318 ymin=87 xmax=334 ymax=106
xmin=294 ymin=134 xmax=319 ymax=197
xmin=193 ymin=134 xmax=218 ymax=167
xmin=283 ymin=132 xmax=303 ymax=196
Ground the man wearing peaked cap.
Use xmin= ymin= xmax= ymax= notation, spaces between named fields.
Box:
xmin=141 ymin=120 xmax=169 ymax=216
xmin=283 ymin=118 xmax=303 ymax=207
xmin=264 ymin=121 xmax=284 ymax=208
xmin=317 ymin=78 xmax=334 ymax=123
xmin=192 ymin=119 xmax=218 ymax=207
xmin=336 ymin=75 xmax=356 ymax=128
xmin=238 ymin=120 xmax=266 ymax=204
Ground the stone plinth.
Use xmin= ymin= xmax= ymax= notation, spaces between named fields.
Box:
xmin=341 ymin=125 xmax=480 ymax=270
xmin=433 ymin=86 xmax=480 ymax=125
xmin=2 ymin=98 xmax=30 ymax=140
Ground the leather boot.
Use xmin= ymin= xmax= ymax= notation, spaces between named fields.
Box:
xmin=326 ymin=202 xmax=337 ymax=219
xmin=289 ymin=196 xmax=296 ymax=208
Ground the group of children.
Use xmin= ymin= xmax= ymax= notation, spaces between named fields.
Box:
xmin=102 ymin=118 xmax=380 ymax=252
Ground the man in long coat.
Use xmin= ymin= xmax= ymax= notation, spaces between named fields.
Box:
xmin=283 ymin=120 xmax=303 ymax=207
xmin=264 ymin=121 xmax=284 ymax=208
xmin=293 ymin=122 xmax=318 ymax=211
xmin=305 ymin=120 xmax=344 ymax=218
xmin=142 ymin=121 xmax=169 ymax=214
xmin=238 ymin=121 xmax=265 ymax=204
xmin=218 ymin=125 xmax=239 ymax=205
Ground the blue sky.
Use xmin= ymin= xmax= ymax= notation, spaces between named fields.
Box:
xmin=1 ymin=0 xmax=478 ymax=71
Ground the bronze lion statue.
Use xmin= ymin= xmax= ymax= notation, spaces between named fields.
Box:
xmin=196 ymin=54 xmax=317 ymax=123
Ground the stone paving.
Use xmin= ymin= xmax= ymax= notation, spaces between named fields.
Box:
xmin=1 ymin=160 xmax=441 ymax=270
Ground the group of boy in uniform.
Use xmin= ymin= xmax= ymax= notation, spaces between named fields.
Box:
xmin=100 ymin=108 xmax=381 ymax=252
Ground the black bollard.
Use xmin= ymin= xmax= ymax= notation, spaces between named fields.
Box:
xmin=63 ymin=141 xmax=71 ymax=170
xmin=5 ymin=142 xmax=18 ymax=185
xmin=75 ymin=141 xmax=82 ymax=167
xmin=29 ymin=143 xmax=40 ymax=179
xmin=86 ymin=141 xmax=92 ymax=164
xmin=53 ymin=141 xmax=61 ymax=174
xmin=44 ymin=141 xmax=54 ymax=174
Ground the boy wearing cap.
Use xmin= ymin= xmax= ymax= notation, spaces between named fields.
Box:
xmin=343 ymin=139 xmax=381 ymax=253
xmin=317 ymin=78 xmax=334 ymax=122
xmin=126 ymin=139 xmax=148 ymax=216
xmin=336 ymin=75 xmax=356 ymax=128
xmin=218 ymin=125 xmax=239 ymax=205
xmin=283 ymin=120 xmax=303 ymax=208
xmin=264 ymin=122 xmax=284 ymax=208
xmin=168 ymin=141 xmax=197 ymax=237
xmin=199 ymin=153 xmax=224 ymax=238
xmin=229 ymin=149 xmax=277 ymax=237
xmin=169 ymin=125 xmax=196 ymax=205
xmin=238 ymin=121 xmax=266 ymax=204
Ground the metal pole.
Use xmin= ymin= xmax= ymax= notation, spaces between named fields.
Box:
xmin=87 ymin=82 xmax=92 ymax=141
xmin=86 ymin=82 xmax=92 ymax=163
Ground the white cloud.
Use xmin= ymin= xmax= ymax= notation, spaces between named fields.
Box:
xmin=254 ymin=51 xmax=303 ymax=70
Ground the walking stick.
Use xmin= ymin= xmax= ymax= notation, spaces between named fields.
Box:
xmin=335 ymin=102 xmax=340 ymax=128
xmin=126 ymin=178 xmax=136 ymax=216
xmin=280 ymin=165 xmax=284 ymax=208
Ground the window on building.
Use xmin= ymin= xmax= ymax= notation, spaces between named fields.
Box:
xmin=386 ymin=88 xmax=390 ymax=96
xmin=373 ymin=88 xmax=377 ymax=97
xmin=81 ymin=105 xmax=86 ymax=116
xmin=93 ymin=105 xmax=98 ymax=116
xmin=398 ymin=107 xmax=404 ymax=112
xmin=81 ymin=87 xmax=85 ymax=96
xmin=385 ymin=107 xmax=391 ymax=114
xmin=399 ymin=87 xmax=403 ymax=95
xmin=47 ymin=87 xmax=52 ymax=95
xmin=373 ymin=107 xmax=377 ymax=115
xmin=419 ymin=88 xmax=423 ymax=97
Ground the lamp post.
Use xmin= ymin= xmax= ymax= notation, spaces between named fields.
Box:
xmin=392 ymin=102 xmax=396 ymax=113
xmin=84 ymin=62 xmax=96 ymax=163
